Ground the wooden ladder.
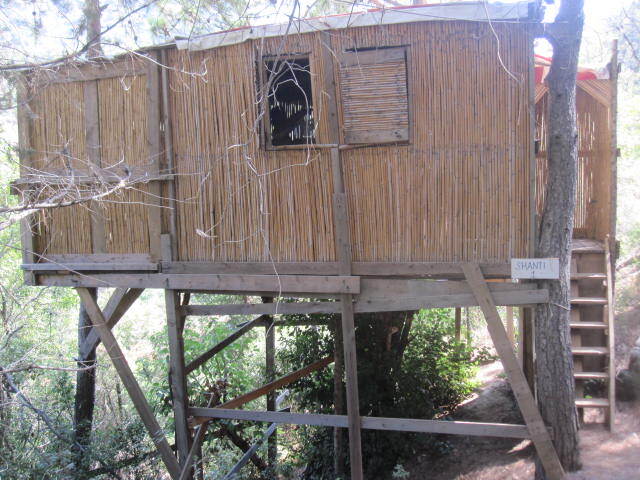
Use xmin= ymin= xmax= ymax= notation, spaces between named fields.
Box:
xmin=570 ymin=239 xmax=616 ymax=430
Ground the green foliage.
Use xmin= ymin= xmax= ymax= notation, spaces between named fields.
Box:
xmin=278 ymin=308 xmax=479 ymax=480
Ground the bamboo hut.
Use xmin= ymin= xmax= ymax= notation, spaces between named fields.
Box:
xmin=12 ymin=2 xmax=618 ymax=479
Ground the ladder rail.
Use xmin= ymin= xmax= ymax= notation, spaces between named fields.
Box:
xmin=604 ymin=239 xmax=616 ymax=431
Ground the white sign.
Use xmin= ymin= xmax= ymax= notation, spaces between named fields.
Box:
xmin=511 ymin=258 xmax=559 ymax=280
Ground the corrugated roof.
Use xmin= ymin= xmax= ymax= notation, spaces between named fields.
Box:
xmin=175 ymin=1 xmax=536 ymax=52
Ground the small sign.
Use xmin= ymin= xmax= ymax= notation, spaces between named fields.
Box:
xmin=511 ymin=258 xmax=559 ymax=280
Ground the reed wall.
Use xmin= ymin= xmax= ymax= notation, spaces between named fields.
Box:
xmin=24 ymin=20 xmax=536 ymax=265
xmin=535 ymin=83 xmax=612 ymax=241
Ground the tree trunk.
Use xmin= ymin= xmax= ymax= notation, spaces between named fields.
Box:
xmin=534 ymin=0 xmax=585 ymax=475
xmin=84 ymin=0 xmax=102 ymax=58
xmin=74 ymin=288 xmax=98 ymax=475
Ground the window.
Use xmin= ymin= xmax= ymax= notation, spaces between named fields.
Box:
xmin=339 ymin=47 xmax=409 ymax=144
xmin=262 ymin=56 xmax=315 ymax=147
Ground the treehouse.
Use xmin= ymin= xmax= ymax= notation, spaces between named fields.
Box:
xmin=12 ymin=2 xmax=618 ymax=479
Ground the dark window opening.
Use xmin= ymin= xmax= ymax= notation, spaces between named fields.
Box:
xmin=264 ymin=57 xmax=315 ymax=147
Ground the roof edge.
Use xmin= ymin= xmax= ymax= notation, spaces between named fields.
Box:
xmin=176 ymin=1 xmax=536 ymax=52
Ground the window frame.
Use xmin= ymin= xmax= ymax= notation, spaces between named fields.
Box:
xmin=338 ymin=45 xmax=412 ymax=146
xmin=259 ymin=52 xmax=316 ymax=151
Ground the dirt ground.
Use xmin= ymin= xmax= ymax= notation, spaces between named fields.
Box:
xmin=405 ymin=304 xmax=640 ymax=480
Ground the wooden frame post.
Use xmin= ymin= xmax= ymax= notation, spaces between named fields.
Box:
xmin=262 ymin=296 xmax=277 ymax=470
xmin=332 ymin=315 xmax=346 ymax=477
xmin=166 ymin=289 xmax=191 ymax=468
xmin=462 ymin=264 xmax=564 ymax=480
xmin=16 ymin=74 xmax=36 ymax=285
xmin=162 ymin=235 xmax=191 ymax=469
xmin=76 ymin=288 xmax=181 ymax=479
xmin=340 ymin=294 xmax=363 ymax=480
xmin=322 ymin=31 xmax=363 ymax=478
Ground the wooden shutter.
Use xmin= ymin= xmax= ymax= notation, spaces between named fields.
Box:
xmin=339 ymin=47 xmax=409 ymax=145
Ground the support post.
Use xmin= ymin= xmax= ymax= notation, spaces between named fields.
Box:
xmin=340 ymin=294 xmax=363 ymax=480
xmin=332 ymin=316 xmax=346 ymax=478
xmin=73 ymin=287 xmax=97 ymax=471
xmin=262 ymin=296 xmax=277 ymax=470
xmin=462 ymin=264 xmax=564 ymax=480
xmin=166 ymin=289 xmax=191 ymax=468
xmin=16 ymin=75 xmax=35 ymax=285
xmin=76 ymin=288 xmax=181 ymax=479
xmin=163 ymin=235 xmax=191 ymax=469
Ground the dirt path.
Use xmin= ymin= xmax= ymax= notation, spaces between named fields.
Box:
xmin=405 ymin=362 xmax=640 ymax=480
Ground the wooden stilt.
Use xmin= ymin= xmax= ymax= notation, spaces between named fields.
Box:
xmin=166 ymin=289 xmax=191 ymax=469
xmin=76 ymin=288 xmax=181 ymax=480
xmin=454 ymin=307 xmax=462 ymax=342
xmin=461 ymin=264 xmax=564 ymax=480
xmin=263 ymin=296 xmax=277 ymax=470
xmin=332 ymin=317 xmax=346 ymax=477
xmin=340 ymin=294 xmax=363 ymax=480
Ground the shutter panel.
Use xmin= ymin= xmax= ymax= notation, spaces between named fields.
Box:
xmin=339 ymin=47 xmax=409 ymax=145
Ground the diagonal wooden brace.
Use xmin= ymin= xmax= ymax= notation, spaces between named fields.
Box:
xmin=462 ymin=264 xmax=565 ymax=480
xmin=76 ymin=287 xmax=181 ymax=480
xmin=80 ymin=288 xmax=143 ymax=358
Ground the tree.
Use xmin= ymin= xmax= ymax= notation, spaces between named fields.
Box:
xmin=534 ymin=0 xmax=585 ymax=476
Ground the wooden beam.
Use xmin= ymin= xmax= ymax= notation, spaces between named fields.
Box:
xmin=332 ymin=317 xmax=346 ymax=477
xmin=12 ymin=169 xmax=172 ymax=189
xmin=178 ymin=395 xmax=214 ymax=480
xmin=179 ymin=283 xmax=548 ymax=317
xmin=160 ymin=49 xmax=178 ymax=259
xmin=76 ymin=288 xmax=181 ymax=479
xmin=223 ymin=424 xmax=275 ymax=480
xmin=340 ymin=294 xmax=363 ymax=480
xmin=80 ymin=288 xmax=143 ymax=358
xmin=609 ymin=40 xmax=619 ymax=253
xmin=180 ymin=358 xmax=333 ymax=478
xmin=454 ymin=308 xmax=462 ymax=342
xmin=16 ymin=75 xmax=35 ymax=285
xmin=42 ymin=253 xmax=154 ymax=264
xmin=263 ymin=296 xmax=277 ymax=469
xmin=188 ymin=408 xmax=531 ymax=439
xmin=192 ymin=357 xmax=333 ymax=425
xmin=605 ymin=238 xmax=616 ymax=431
xmin=221 ymin=423 xmax=270 ymax=476
xmin=162 ymin=261 xmax=341 ymax=275
xmin=185 ymin=316 xmax=263 ymax=375
xmin=461 ymin=264 xmax=564 ymax=480
xmin=38 ymin=273 xmax=360 ymax=294
xmin=83 ymin=80 xmax=106 ymax=255
xmin=166 ymin=289 xmax=191 ymax=468
xmin=181 ymin=302 xmax=340 ymax=316
xmin=161 ymin=261 xmax=511 ymax=278
xmin=146 ymin=52 xmax=162 ymax=261
xmin=37 ymin=58 xmax=147 ymax=84
xmin=22 ymin=262 xmax=158 ymax=272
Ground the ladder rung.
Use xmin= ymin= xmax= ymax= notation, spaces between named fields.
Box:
xmin=572 ymin=346 xmax=609 ymax=355
xmin=570 ymin=272 xmax=606 ymax=280
xmin=570 ymin=322 xmax=608 ymax=329
xmin=570 ymin=297 xmax=607 ymax=305
xmin=574 ymin=371 xmax=609 ymax=380
xmin=575 ymin=398 xmax=610 ymax=408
